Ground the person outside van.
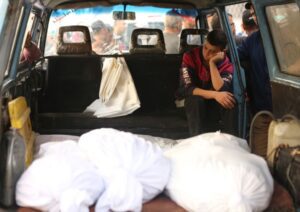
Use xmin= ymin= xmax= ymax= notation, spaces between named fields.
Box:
xmin=163 ymin=10 xmax=182 ymax=53
xmin=238 ymin=2 xmax=272 ymax=115
xmin=20 ymin=32 xmax=41 ymax=64
xmin=211 ymin=13 xmax=245 ymax=46
xmin=91 ymin=20 xmax=113 ymax=54
xmin=112 ymin=20 xmax=127 ymax=52
xmin=241 ymin=10 xmax=258 ymax=36
xmin=177 ymin=29 xmax=235 ymax=136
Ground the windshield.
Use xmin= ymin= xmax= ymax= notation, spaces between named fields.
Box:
xmin=45 ymin=5 xmax=197 ymax=55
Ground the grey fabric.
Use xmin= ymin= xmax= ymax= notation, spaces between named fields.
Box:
xmin=164 ymin=32 xmax=180 ymax=54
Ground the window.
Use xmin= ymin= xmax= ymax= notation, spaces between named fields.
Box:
xmin=0 ymin=0 xmax=9 ymax=32
xmin=45 ymin=5 xmax=197 ymax=55
xmin=266 ymin=3 xmax=300 ymax=76
xmin=206 ymin=3 xmax=252 ymax=46
xmin=0 ymin=1 xmax=23 ymax=78
xmin=225 ymin=3 xmax=248 ymax=37
xmin=19 ymin=12 xmax=36 ymax=64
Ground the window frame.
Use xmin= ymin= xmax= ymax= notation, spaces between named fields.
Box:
xmin=266 ymin=3 xmax=300 ymax=77
xmin=253 ymin=0 xmax=300 ymax=88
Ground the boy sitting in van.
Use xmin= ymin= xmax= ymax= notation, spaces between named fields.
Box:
xmin=177 ymin=29 xmax=235 ymax=136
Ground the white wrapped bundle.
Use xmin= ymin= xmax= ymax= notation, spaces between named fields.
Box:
xmin=165 ymin=132 xmax=273 ymax=212
xmin=16 ymin=141 xmax=104 ymax=212
xmin=78 ymin=128 xmax=171 ymax=212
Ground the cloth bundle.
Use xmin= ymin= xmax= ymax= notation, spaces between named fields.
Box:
xmin=16 ymin=129 xmax=171 ymax=212
xmin=78 ymin=128 xmax=171 ymax=212
xmin=85 ymin=57 xmax=140 ymax=117
xmin=16 ymin=141 xmax=104 ymax=212
xmin=164 ymin=132 xmax=274 ymax=212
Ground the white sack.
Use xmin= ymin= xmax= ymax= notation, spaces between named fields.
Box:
xmin=78 ymin=128 xmax=171 ymax=212
xmin=34 ymin=134 xmax=79 ymax=157
xmin=178 ymin=131 xmax=250 ymax=152
xmin=16 ymin=140 xmax=104 ymax=212
xmin=165 ymin=132 xmax=273 ymax=212
xmin=136 ymin=134 xmax=179 ymax=151
xmin=85 ymin=57 xmax=140 ymax=118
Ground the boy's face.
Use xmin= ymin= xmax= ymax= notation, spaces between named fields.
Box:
xmin=202 ymin=40 xmax=222 ymax=62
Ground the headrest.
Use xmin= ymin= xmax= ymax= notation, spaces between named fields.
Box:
xmin=179 ymin=28 xmax=208 ymax=54
xmin=56 ymin=26 xmax=92 ymax=55
xmin=130 ymin=28 xmax=166 ymax=54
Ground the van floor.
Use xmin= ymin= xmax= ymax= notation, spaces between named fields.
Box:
xmin=35 ymin=109 xmax=189 ymax=139
xmin=17 ymin=181 xmax=295 ymax=212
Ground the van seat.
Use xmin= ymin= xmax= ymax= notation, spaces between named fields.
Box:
xmin=56 ymin=25 xmax=92 ymax=55
xmin=179 ymin=28 xmax=208 ymax=54
xmin=38 ymin=25 xmax=102 ymax=113
xmin=130 ymin=28 xmax=166 ymax=54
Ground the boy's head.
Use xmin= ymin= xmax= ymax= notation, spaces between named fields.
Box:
xmin=202 ymin=29 xmax=227 ymax=61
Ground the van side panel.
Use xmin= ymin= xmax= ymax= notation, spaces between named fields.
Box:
xmin=272 ymin=82 xmax=300 ymax=118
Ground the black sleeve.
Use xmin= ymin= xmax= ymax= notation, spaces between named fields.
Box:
xmin=176 ymin=67 xmax=197 ymax=100
xmin=219 ymin=72 xmax=233 ymax=92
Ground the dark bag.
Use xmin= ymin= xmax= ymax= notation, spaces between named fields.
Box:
xmin=274 ymin=145 xmax=300 ymax=207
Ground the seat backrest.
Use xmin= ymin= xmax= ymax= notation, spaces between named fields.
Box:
xmin=40 ymin=55 xmax=101 ymax=113
xmin=56 ymin=25 xmax=92 ymax=55
xmin=130 ymin=28 xmax=166 ymax=54
xmin=40 ymin=26 xmax=101 ymax=113
xmin=179 ymin=28 xmax=208 ymax=54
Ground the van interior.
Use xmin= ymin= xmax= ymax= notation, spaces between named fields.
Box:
xmin=0 ymin=0 xmax=299 ymax=211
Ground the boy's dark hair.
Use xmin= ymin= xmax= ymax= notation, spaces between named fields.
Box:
xmin=206 ymin=29 xmax=227 ymax=50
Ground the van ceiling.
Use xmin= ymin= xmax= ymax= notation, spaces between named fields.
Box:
xmin=39 ymin=0 xmax=246 ymax=9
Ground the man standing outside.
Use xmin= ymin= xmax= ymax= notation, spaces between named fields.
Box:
xmin=91 ymin=20 xmax=113 ymax=54
xmin=211 ymin=13 xmax=245 ymax=46
xmin=112 ymin=20 xmax=127 ymax=52
xmin=241 ymin=10 xmax=258 ymax=36
xmin=178 ymin=29 xmax=236 ymax=136
xmin=238 ymin=2 xmax=272 ymax=116
xmin=163 ymin=10 xmax=182 ymax=54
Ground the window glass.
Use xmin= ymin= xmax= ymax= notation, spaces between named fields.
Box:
xmin=19 ymin=12 xmax=35 ymax=63
xmin=186 ymin=35 xmax=201 ymax=45
xmin=63 ymin=31 xmax=85 ymax=43
xmin=45 ymin=6 xmax=197 ymax=55
xmin=266 ymin=3 xmax=300 ymax=76
xmin=0 ymin=1 xmax=23 ymax=78
xmin=207 ymin=3 xmax=255 ymax=46
xmin=137 ymin=34 xmax=158 ymax=45
xmin=0 ymin=0 xmax=9 ymax=32
xmin=225 ymin=3 xmax=247 ymax=37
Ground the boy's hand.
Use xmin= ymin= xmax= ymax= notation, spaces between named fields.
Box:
xmin=209 ymin=51 xmax=225 ymax=65
xmin=214 ymin=91 xmax=235 ymax=109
